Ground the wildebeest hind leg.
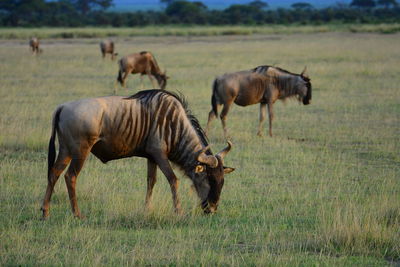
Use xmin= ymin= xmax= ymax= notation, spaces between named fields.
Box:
xmin=145 ymin=159 xmax=157 ymax=211
xmin=64 ymin=156 xmax=88 ymax=219
xmin=122 ymin=71 xmax=129 ymax=89
xmin=205 ymin=107 xmax=218 ymax=136
xmin=220 ymin=103 xmax=232 ymax=139
xmin=41 ymin=149 xmax=71 ymax=219
xmin=257 ymin=103 xmax=267 ymax=136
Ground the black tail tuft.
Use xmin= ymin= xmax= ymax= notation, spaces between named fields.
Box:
xmin=48 ymin=107 xmax=62 ymax=179
xmin=211 ymin=79 xmax=219 ymax=117
xmin=117 ymin=69 xmax=123 ymax=85
xmin=117 ymin=60 xmax=124 ymax=85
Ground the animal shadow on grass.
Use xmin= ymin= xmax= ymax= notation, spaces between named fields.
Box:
xmin=287 ymin=137 xmax=315 ymax=143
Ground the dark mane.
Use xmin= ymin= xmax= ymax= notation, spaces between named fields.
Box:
xmin=253 ymin=65 xmax=300 ymax=77
xmin=125 ymin=89 xmax=209 ymax=148
xmin=139 ymin=51 xmax=161 ymax=73
xmin=254 ymin=65 xmax=311 ymax=86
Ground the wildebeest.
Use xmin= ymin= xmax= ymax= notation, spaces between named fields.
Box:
xmin=206 ymin=65 xmax=312 ymax=138
xmin=29 ymin=37 xmax=42 ymax=55
xmin=117 ymin=51 xmax=169 ymax=90
xmin=41 ymin=89 xmax=235 ymax=219
xmin=100 ymin=40 xmax=118 ymax=60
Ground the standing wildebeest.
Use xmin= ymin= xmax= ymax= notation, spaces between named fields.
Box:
xmin=29 ymin=37 xmax=42 ymax=55
xmin=206 ymin=65 xmax=312 ymax=138
xmin=100 ymin=40 xmax=118 ymax=60
xmin=41 ymin=89 xmax=235 ymax=219
xmin=117 ymin=51 xmax=169 ymax=90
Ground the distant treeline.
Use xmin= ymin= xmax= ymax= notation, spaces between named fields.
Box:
xmin=0 ymin=0 xmax=399 ymax=27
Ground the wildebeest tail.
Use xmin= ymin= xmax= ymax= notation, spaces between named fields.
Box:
xmin=211 ymin=79 xmax=219 ymax=117
xmin=117 ymin=60 xmax=123 ymax=85
xmin=48 ymin=107 xmax=62 ymax=179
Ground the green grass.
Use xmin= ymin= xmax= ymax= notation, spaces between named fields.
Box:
xmin=1 ymin=24 xmax=400 ymax=39
xmin=0 ymin=31 xmax=399 ymax=266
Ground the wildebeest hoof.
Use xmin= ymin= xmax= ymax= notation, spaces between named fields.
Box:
xmin=203 ymin=210 xmax=216 ymax=215
xmin=175 ymin=209 xmax=183 ymax=216
xmin=41 ymin=208 xmax=49 ymax=220
xmin=74 ymin=214 xmax=85 ymax=219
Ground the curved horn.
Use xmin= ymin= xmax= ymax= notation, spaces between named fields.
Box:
xmin=197 ymin=152 xmax=218 ymax=168
xmin=300 ymin=66 xmax=307 ymax=77
xmin=217 ymin=141 xmax=232 ymax=160
xmin=197 ymin=145 xmax=218 ymax=167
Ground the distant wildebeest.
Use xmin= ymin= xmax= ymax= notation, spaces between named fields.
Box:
xmin=206 ymin=65 xmax=312 ymax=138
xmin=29 ymin=37 xmax=42 ymax=55
xmin=117 ymin=51 xmax=169 ymax=90
xmin=100 ymin=40 xmax=118 ymax=60
xmin=41 ymin=89 xmax=235 ymax=219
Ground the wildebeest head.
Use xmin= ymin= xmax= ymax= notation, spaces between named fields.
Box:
xmin=155 ymin=70 xmax=169 ymax=90
xmin=297 ymin=67 xmax=312 ymax=105
xmin=192 ymin=141 xmax=235 ymax=214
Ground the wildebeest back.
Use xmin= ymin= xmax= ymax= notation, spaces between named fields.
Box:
xmin=57 ymin=96 xmax=151 ymax=162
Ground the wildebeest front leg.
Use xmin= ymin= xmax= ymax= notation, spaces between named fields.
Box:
xmin=267 ymin=102 xmax=274 ymax=137
xmin=147 ymin=73 xmax=157 ymax=89
xmin=145 ymin=159 xmax=157 ymax=210
xmin=153 ymin=155 xmax=182 ymax=214
xmin=137 ymin=74 xmax=142 ymax=89
xmin=257 ymin=103 xmax=267 ymax=136
xmin=64 ymin=157 xmax=87 ymax=218
xmin=41 ymin=149 xmax=71 ymax=219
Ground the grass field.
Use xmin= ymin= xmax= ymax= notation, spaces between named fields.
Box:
xmin=1 ymin=24 xmax=400 ymax=39
xmin=0 ymin=31 xmax=399 ymax=265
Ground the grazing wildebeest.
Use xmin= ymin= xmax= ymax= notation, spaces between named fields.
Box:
xmin=41 ymin=89 xmax=235 ymax=219
xmin=100 ymin=40 xmax=118 ymax=60
xmin=117 ymin=51 xmax=169 ymax=90
xmin=206 ymin=65 xmax=312 ymax=138
xmin=29 ymin=37 xmax=42 ymax=55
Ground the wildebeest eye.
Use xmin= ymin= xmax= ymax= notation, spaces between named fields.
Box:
xmin=195 ymin=165 xmax=205 ymax=173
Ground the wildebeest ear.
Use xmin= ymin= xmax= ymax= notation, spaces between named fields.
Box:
xmin=195 ymin=165 xmax=205 ymax=173
xmin=223 ymin=166 xmax=235 ymax=174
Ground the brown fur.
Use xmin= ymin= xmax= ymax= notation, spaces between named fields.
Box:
xmin=117 ymin=51 xmax=169 ymax=90
xmin=100 ymin=40 xmax=118 ymax=60
xmin=41 ymin=90 xmax=234 ymax=219
xmin=29 ymin=37 xmax=42 ymax=55
xmin=206 ymin=65 xmax=312 ymax=138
